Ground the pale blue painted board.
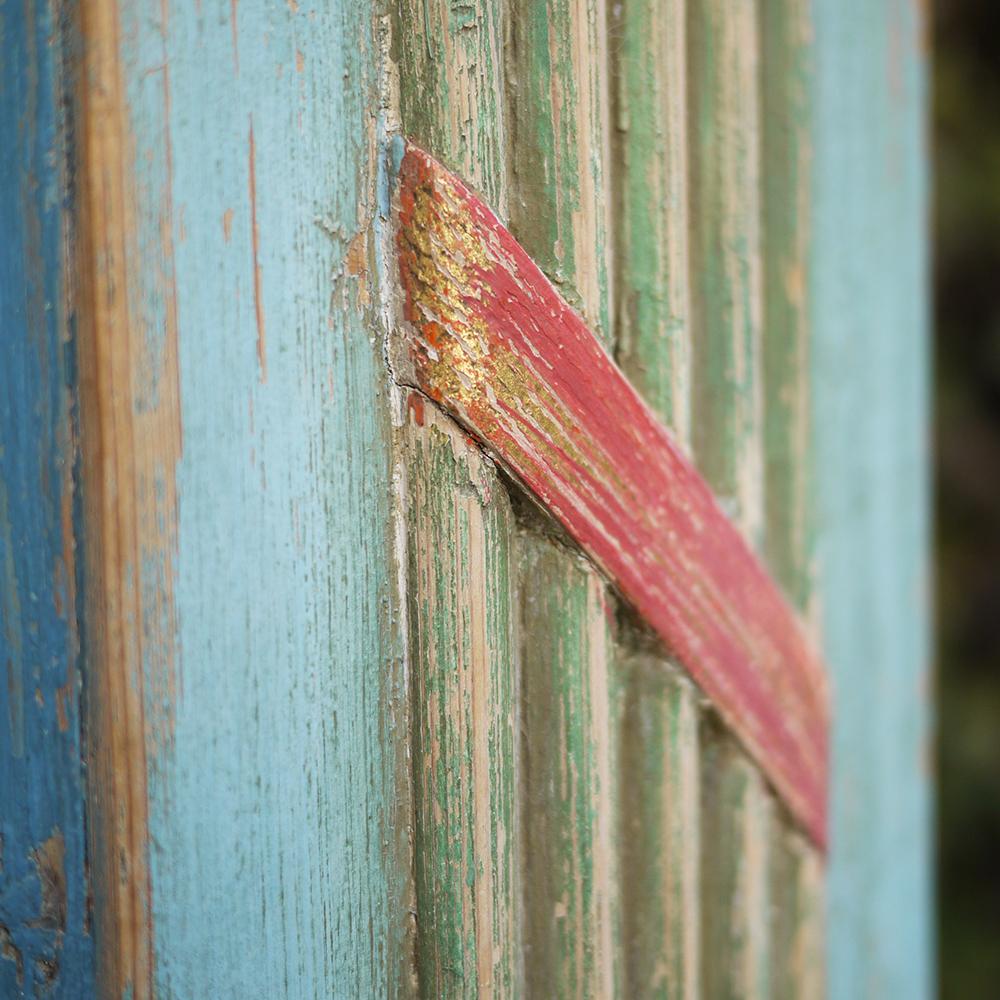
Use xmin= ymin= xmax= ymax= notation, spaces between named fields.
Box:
xmin=811 ymin=1 xmax=933 ymax=996
xmin=0 ymin=1 xmax=95 ymax=995
xmin=113 ymin=1 xmax=404 ymax=996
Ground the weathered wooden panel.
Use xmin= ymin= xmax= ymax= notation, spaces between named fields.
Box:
xmin=518 ymin=536 xmax=620 ymax=998
xmin=394 ymin=146 xmax=828 ymax=845
xmin=75 ymin=1 xmax=408 ymax=996
xmin=700 ymin=728 xmax=774 ymax=1000
xmin=687 ymin=0 xmax=765 ymax=544
xmin=0 ymin=3 xmax=96 ymax=994
xmin=396 ymin=0 xmax=508 ymax=218
xmin=619 ymin=655 xmax=700 ymax=999
xmin=404 ymin=400 xmax=520 ymax=999
xmin=811 ymin=0 xmax=932 ymax=996
xmin=771 ymin=827 xmax=825 ymax=1000
xmin=507 ymin=0 xmax=614 ymax=342
xmin=610 ymin=0 xmax=691 ymax=444
xmin=761 ymin=0 xmax=814 ymax=612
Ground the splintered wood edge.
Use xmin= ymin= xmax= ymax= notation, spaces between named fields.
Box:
xmin=392 ymin=142 xmax=829 ymax=850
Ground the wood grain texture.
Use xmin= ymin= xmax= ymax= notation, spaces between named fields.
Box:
xmin=761 ymin=0 xmax=814 ymax=612
xmin=610 ymin=0 xmax=692 ymax=445
xmin=394 ymin=145 xmax=828 ymax=845
xmin=700 ymin=729 xmax=774 ymax=1000
xmin=619 ymin=656 xmax=700 ymax=1000
xmin=687 ymin=0 xmax=765 ymax=543
xmin=396 ymin=0 xmax=508 ymax=219
xmin=519 ymin=536 xmax=620 ymax=999
xmin=404 ymin=400 xmax=520 ymax=999
xmin=75 ymin=1 xmax=408 ymax=996
xmin=506 ymin=0 xmax=614 ymax=342
xmin=811 ymin=0 xmax=932 ymax=995
xmin=0 ymin=2 xmax=96 ymax=994
xmin=771 ymin=827 xmax=825 ymax=1000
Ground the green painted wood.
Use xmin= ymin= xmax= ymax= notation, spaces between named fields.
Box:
xmin=395 ymin=6 xmax=519 ymax=995
xmin=687 ymin=0 xmax=764 ymax=542
xmin=405 ymin=403 xmax=520 ymax=999
xmin=771 ymin=827 xmax=825 ymax=1000
xmin=610 ymin=0 xmax=691 ymax=444
xmin=811 ymin=1 xmax=932 ymax=996
xmin=761 ymin=0 xmax=814 ymax=612
xmin=75 ymin=1 xmax=410 ymax=995
xmin=518 ymin=535 xmax=620 ymax=999
xmin=507 ymin=0 xmax=614 ymax=341
xmin=619 ymin=655 xmax=700 ymax=1000
xmin=396 ymin=0 xmax=508 ymax=218
xmin=700 ymin=727 xmax=773 ymax=1000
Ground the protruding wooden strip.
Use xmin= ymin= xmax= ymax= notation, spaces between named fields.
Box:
xmin=620 ymin=656 xmax=700 ymax=999
xmin=405 ymin=399 xmax=520 ymax=999
xmin=761 ymin=0 xmax=814 ymax=611
xmin=395 ymin=145 xmax=827 ymax=846
xmin=812 ymin=1 xmax=931 ymax=994
xmin=396 ymin=0 xmax=508 ymax=218
xmin=687 ymin=0 xmax=765 ymax=543
xmin=0 ymin=3 xmax=96 ymax=993
xmin=771 ymin=828 xmax=825 ymax=1000
xmin=700 ymin=729 xmax=774 ymax=1000
xmin=78 ymin=1 xmax=408 ymax=996
xmin=519 ymin=535 xmax=619 ymax=998
xmin=506 ymin=0 xmax=614 ymax=342
xmin=610 ymin=0 xmax=692 ymax=445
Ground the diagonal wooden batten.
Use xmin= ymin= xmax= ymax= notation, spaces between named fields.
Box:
xmin=392 ymin=142 xmax=829 ymax=849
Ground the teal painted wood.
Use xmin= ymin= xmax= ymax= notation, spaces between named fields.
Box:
xmin=91 ymin=1 xmax=408 ymax=995
xmin=0 ymin=2 xmax=95 ymax=995
xmin=811 ymin=1 xmax=932 ymax=996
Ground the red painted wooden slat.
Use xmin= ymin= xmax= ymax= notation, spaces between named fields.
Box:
xmin=393 ymin=143 xmax=828 ymax=848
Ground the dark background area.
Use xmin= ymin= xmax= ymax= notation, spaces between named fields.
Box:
xmin=934 ymin=2 xmax=1000 ymax=996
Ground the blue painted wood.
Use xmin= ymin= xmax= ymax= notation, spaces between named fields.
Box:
xmin=78 ymin=1 xmax=410 ymax=996
xmin=0 ymin=1 xmax=96 ymax=996
xmin=811 ymin=1 xmax=933 ymax=996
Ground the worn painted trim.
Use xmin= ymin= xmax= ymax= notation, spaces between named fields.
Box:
xmin=1 ymin=1 xmax=96 ymax=994
xmin=393 ymin=144 xmax=828 ymax=847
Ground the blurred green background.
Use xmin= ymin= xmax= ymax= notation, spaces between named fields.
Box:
xmin=934 ymin=2 xmax=1000 ymax=997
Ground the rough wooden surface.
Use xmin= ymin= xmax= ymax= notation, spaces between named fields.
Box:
xmin=0 ymin=3 xmax=96 ymax=994
xmin=687 ymin=0 xmax=765 ymax=544
xmin=519 ymin=536 xmax=620 ymax=999
xmin=395 ymin=145 xmax=828 ymax=845
xmin=75 ymin=1 xmax=408 ymax=995
xmin=507 ymin=0 xmax=614 ymax=342
xmin=761 ymin=0 xmax=814 ymax=612
xmin=700 ymin=729 xmax=774 ymax=1000
xmin=619 ymin=655 xmax=700 ymax=1000
xmin=396 ymin=0 xmax=508 ymax=219
xmin=811 ymin=0 xmax=932 ymax=995
xmin=611 ymin=0 xmax=691 ymax=445
xmin=404 ymin=400 xmax=520 ymax=999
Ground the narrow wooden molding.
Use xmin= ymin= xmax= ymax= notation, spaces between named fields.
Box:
xmin=393 ymin=144 xmax=828 ymax=847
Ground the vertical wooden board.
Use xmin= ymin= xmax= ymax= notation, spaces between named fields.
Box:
xmin=700 ymin=729 xmax=773 ymax=1000
xmin=610 ymin=0 xmax=692 ymax=445
xmin=519 ymin=536 xmax=619 ymax=999
xmin=619 ymin=657 xmax=699 ymax=1000
xmin=395 ymin=0 xmax=508 ymax=218
xmin=506 ymin=0 xmax=614 ymax=341
xmin=771 ymin=829 xmax=825 ymax=1000
xmin=811 ymin=1 xmax=932 ymax=996
xmin=761 ymin=0 xmax=814 ymax=612
xmin=405 ymin=401 xmax=520 ymax=999
xmin=77 ymin=0 xmax=408 ymax=996
xmin=687 ymin=0 xmax=765 ymax=542
xmin=0 ymin=3 xmax=95 ymax=994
